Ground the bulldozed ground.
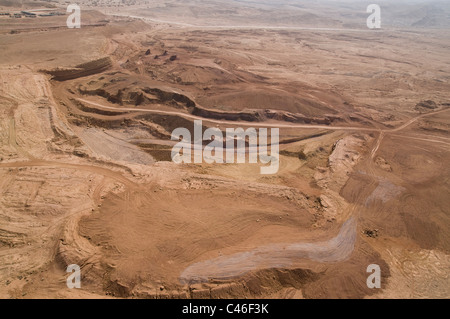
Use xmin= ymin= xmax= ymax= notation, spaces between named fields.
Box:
xmin=0 ymin=1 xmax=449 ymax=299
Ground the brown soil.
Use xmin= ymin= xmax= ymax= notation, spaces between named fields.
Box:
xmin=0 ymin=1 xmax=449 ymax=299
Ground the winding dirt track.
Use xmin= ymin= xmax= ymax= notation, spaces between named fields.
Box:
xmin=76 ymin=97 xmax=450 ymax=166
xmin=180 ymin=217 xmax=357 ymax=283
xmin=77 ymin=97 xmax=450 ymax=135
xmin=370 ymin=107 xmax=450 ymax=158
xmin=77 ymin=98 xmax=379 ymax=131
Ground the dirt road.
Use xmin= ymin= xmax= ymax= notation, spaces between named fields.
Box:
xmin=180 ymin=217 xmax=357 ymax=283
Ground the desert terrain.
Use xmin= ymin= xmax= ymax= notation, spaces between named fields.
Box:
xmin=0 ymin=0 xmax=449 ymax=299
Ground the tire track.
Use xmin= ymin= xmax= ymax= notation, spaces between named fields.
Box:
xmin=180 ymin=217 xmax=357 ymax=284
xmin=0 ymin=160 xmax=137 ymax=189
